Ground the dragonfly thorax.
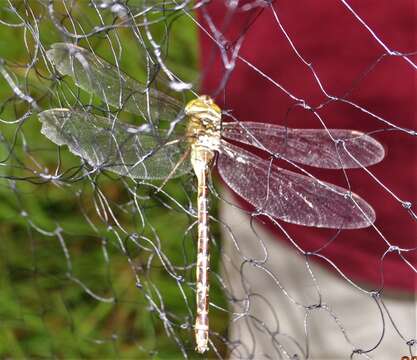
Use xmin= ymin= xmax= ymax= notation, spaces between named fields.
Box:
xmin=185 ymin=95 xmax=222 ymax=152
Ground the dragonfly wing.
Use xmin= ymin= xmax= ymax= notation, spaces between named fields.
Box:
xmin=222 ymin=122 xmax=385 ymax=169
xmin=47 ymin=43 xmax=182 ymax=121
xmin=218 ymin=141 xmax=375 ymax=229
xmin=39 ymin=109 xmax=191 ymax=180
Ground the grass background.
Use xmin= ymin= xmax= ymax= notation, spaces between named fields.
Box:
xmin=0 ymin=1 xmax=228 ymax=358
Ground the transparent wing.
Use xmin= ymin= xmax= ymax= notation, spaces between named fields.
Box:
xmin=222 ymin=122 xmax=385 ymax=169
xmin=93 ymin=0 xmax=191 ymax=13
xmin=39 ymin=109 xmax=191 ymax=180
xmin=47 ymin=43 xmax=182 ymax=122
xmin=217 ymin=141 xmax=375 ymax=229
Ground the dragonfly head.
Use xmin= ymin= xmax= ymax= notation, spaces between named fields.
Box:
xmin=185 ymin=95 xmax=221 ymax=122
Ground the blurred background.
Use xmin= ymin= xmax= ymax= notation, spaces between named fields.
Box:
xmin=0 ymin=1 xmax=229 ymax=358
xmin=0 ymin=1 xmax=415 ymax=359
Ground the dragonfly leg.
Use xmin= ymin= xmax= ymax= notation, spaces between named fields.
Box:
xmin=155 ymin=147 xmax=191 ymax=193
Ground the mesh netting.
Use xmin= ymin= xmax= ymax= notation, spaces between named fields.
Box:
xmin=0 ymin=1 xmax=415 ymax=359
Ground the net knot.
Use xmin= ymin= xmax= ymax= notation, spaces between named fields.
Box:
xmin=343 ymin=192 xmax=353 ymax=200
xmin=387 ymin=245 xmax=400 ymax=253
xmin=370 ymin=290 xmax=381 ymax=299
xmin=402 ymin=201 xmax=412 ymax=209
xmin=306 ymin=303 xmax=321 ymax=310
xmin=352 ymin=348 xmax=364 ymax=355
xmin=406 ymin=339 xmax=416 ymax=346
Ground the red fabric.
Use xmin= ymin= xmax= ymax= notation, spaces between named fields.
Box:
xmin=198 ymin=1 xmax=417 ymax=292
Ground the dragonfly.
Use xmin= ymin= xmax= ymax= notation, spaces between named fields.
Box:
xmin=39 ymin=43 xmax=385 ymax=353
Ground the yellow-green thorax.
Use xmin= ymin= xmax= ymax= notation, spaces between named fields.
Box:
xmin=185 ymin=95 xmax=222 ymax=152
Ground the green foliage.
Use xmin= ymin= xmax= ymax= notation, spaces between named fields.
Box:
xmin=0 ymin=2 xmax=228 ymax=358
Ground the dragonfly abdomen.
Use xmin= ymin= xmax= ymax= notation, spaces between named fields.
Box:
xmin=191 ymin=146 xmax=213 ymax=353
xmin=185 ymin=95 xmax=222 ymax=353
